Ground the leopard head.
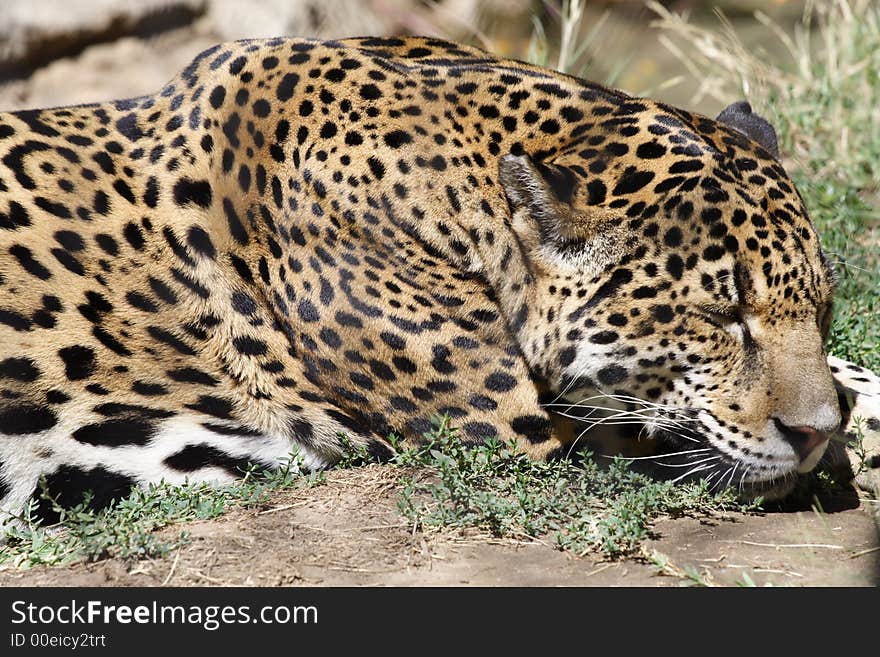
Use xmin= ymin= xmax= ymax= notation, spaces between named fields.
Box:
xmin=478 ymin=101 xmax=840 ymax=498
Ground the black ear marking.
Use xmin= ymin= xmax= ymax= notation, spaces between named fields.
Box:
xmin=498 ymin=153 xmax=556 ymax=219
xmin=716 ymin=100 xmax=780 ymax=160
xmin=532 ymin=161 xmax=577 ymax=204
xmin=498 ymin=154 xmax=540 ymax=211
xmin=498 ymin=154 xmax=620 ymax=258
xmin=498 ymin=154 xmax=577 ymax=215
xmin=498 ymin=153 xmax=573 ymax=247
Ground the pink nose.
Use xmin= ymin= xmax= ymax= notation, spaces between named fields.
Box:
xmin=787 ymin=425 xmax=828 ymax=460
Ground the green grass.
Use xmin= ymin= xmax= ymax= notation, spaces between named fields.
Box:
xmin=328 ymin=418 xmax=753 ymax=558
xmin=806 ymin=179 xmax=879 ymax=370
xmin=394 ymin=417 xmax=753 ymax=557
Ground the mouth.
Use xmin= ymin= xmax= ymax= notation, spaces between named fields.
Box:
xmin=641 ymin=432 xmax=802 ymax=500
xmin=547 ymin=394 xmax=821 ymax=499
xmin=646 ymin=417 xmax=813 ymax=499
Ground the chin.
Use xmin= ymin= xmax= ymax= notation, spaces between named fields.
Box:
xmin=738 ymin=476 xmax=799 ymax=502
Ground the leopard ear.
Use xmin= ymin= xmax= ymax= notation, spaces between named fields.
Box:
xmin=716 ymin=101 xmax=780 ymax=160
xmin=498 ymin=153 xmax=578 ymax=244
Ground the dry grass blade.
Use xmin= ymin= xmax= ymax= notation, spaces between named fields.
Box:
xmin=648 ymin=0 xmax=880 ymax=191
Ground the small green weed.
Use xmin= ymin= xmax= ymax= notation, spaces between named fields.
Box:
xmin=645 ymin=549 xmax=717 ymax=587
xmin=736 ymin=572 xmax=779 ymax=587
xmin=392 ymin=416 xmax=756 ymax=558
xmin=843 ymin=416 xmax=869 ymax=478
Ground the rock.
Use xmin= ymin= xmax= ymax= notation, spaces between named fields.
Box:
xmin=0 ymin=0 xmax=531 ymax=111
xmin=3 ymin=29 xmax=218 ymax=110
xmin=0 ymin=0 xmax=394 ymax=110
xmin=0 ymin=0 xmax=206 ymax=79
xmin=205 ymin=0 xmax=387 ymax=42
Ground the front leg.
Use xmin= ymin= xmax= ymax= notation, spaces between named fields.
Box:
xmin=828 ymin=355 xmax=880 ymax=493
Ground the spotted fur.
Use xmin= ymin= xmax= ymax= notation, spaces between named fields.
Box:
xmin=0 ymin=36 xmax=877 ymax=524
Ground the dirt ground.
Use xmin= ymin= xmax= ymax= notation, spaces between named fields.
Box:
xmin=0 ymin=467 xmax=876 ymax=587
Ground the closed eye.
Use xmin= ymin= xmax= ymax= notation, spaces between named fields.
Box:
xmin=698 ymin=304 xmax=743 ymax=326
xmin=697 ymin=304 xmax=756 ymax=352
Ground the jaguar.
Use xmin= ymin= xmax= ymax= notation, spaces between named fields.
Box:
xmin=0 ymin=36 xmax=877 ymax=526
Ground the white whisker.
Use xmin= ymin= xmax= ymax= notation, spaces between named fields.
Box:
xmin=670 ymin=462 xmax=716 ymax=484
xmin=652 ymin=455 xmax=721 ymax=469
xmin=605 ymin=447 xmax=712 ymax=462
